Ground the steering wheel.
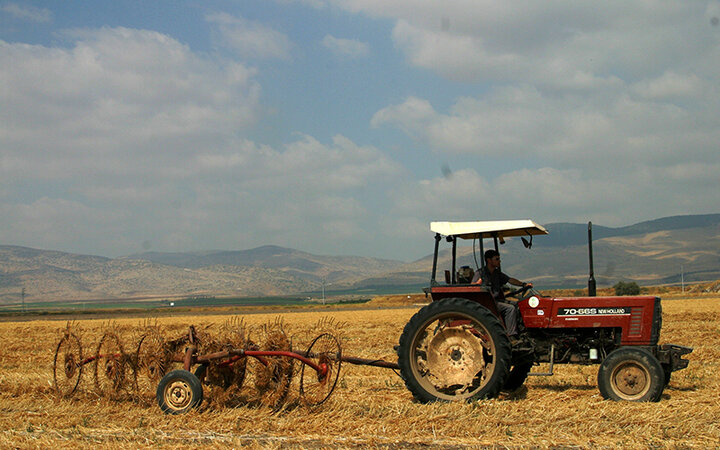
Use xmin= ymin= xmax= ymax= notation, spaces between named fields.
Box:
xmin=505 ymin=284 xmax=533 ymax=299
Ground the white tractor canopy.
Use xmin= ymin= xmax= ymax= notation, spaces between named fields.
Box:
xmin=430 ymin=219 xmax=549 ymax=240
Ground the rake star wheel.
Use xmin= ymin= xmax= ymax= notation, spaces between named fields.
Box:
xmin=198 ymin=319 xmax=249 ymax=407
xmin=191 ymin=330 xmax=235 ymax=408
xmin=194 ymin=329 xmax=244 ymax=391
xmin=94 ymin=332 xmax=130 ymax=399
xmin=252 ymin=320 xmax=294 ymax=408
xmin=53 ymin=331 xmax=83 ymax=397
xmin=299 ymin=333 xmax=342 ymax=406
xmin=217 ymin=318 xmax=249 ymax=390
xmin=134 ymin=328 xmax=171 ymax=401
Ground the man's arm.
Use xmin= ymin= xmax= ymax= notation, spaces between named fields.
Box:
xmin=508 ymin=277 xmax=531 ymax=287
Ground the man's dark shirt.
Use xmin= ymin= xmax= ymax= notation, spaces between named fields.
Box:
xmin=478 ymin=265 xmax=509 ymax=298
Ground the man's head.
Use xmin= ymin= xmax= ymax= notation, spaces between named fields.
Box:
xmin=484 ymin=249 xmax=501 ymax=269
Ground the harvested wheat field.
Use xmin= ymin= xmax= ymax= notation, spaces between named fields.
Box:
xmin=0 ymin=296 xmax=719 ymax=448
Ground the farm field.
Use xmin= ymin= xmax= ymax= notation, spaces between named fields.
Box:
xmin=0 ymin=296 xmax=718 ymax=448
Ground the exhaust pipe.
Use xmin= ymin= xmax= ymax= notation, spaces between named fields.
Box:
xmin=588 ymin=221 xmax=596 ymax=296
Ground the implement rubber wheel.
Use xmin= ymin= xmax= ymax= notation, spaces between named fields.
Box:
xmin=397 ymin=298 xmax=511 ymax=402
xmin=156 ymin=370 xmax=203 ymax=414
xmin=597 ymin=347 xmax=664 ymax=402
xmin=502 ymin=362 xmax=533 ymax=392
xmin=53 ymin=332 xmax=83 ymax=397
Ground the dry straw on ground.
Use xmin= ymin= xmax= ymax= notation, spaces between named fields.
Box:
xmin=0 ymin=296 xmax=718 ymax=448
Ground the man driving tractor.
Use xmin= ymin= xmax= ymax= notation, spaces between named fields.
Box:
xmin=472 ymin=249 xmax=531 ymax=340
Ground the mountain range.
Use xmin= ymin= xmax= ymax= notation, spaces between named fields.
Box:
xmin=1 ymin=213 xmax=718 ymax=303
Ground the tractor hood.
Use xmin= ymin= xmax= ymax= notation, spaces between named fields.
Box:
xmin=430 ymin=220 xmax=549 ymax=240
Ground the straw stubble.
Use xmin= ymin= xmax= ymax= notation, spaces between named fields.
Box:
xmin=0 ymin=297 xmax=717 ymax=447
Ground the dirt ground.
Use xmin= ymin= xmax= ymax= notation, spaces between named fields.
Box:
xmin=0 ymin=296 xmax=718 ymax=448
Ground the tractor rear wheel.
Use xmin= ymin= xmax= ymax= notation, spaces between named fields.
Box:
xmin=397 ymin=298 xmax=512 ymax=403
xmin=597 ymin=347 xmax=664 ymax=402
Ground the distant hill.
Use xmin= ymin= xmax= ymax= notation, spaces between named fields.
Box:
xmin=0 ymin=213 xmax=718 ymax=303
xmin=0 ymin=244 xmax=403 ymax=302
xmin=540 ymin=214 xmax=720 ymax=247
xmin=122 ymin=245 xmax=402 ymax=283
xmin=385 ymin=213 xmax=720 ymax=289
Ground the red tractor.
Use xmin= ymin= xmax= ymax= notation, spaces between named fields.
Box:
xmin=396 ymin=220 xmax=692 ymax=402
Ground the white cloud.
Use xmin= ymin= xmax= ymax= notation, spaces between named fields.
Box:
xmin=372 ymin=82 xmax=720 ymax=172
xmin=165 ymin=132 xmax=403 ymax=252
xmin=379 ymin=163 xmax=659 ymax=245
xmin=393 ymin=168 xmax=492 ymax=216
xmin=194 ymin=134 xmax=401 ymax=192
xmin=0 ymin=28 xmax=261 ymax=182
xmin=2 ymin=2 xmax=52 ymax=23
xmin=632 ymin=72 xmax=704 ymax=100
xmin=276 ymin=0 xmax=329 ymax=8
xmin=206 ymin=12 xmax=292 ymax=60
xmin=384 ymin=163 xmax=710 ymax=233
xmin=311 ymin=1 xmax=720 ymax=101
xmin=0 ymin=197 xmax=129 ymax=254
xmin=330 ymin=0 xmax=720 ymax=174
xmin=0 ymin=26 xmax=404 ymax=256
xmin=371 ymin=96 xmax=437 ymax=136
xmin=365 ymin=2 xmax=720 ymax=230
xmin=3 ymin=2 xmax=720 ymax=260
xmin=321 ymin=34 xmax=370 ymax=58
xmin=372 ymin=90 xmax=564 ymax=158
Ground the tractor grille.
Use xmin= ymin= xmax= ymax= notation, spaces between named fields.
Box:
xmin=651 ymin=297 xmax=662 ymax=345
xmin=628 ymin=298 xmax=661 ymax=344
xmin=628 ymin=307 xmax=643 ymax=337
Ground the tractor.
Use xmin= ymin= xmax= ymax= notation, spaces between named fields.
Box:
xmin=396 ymin=220 xmax=692 ymax=402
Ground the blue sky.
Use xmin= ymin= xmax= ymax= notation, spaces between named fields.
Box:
xmin=1 ymin=1 xmax=719 ymax=261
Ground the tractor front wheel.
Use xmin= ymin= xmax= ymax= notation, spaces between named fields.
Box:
xmin=502 ymin=362 xmax=534 ymax=392
xmin=661 ymin=363 xmax=672 ymax=386
xmin=397 ymin=298 xmax=512 ymax=403
xmin=597 ymin=347 xmax=664 ymax=402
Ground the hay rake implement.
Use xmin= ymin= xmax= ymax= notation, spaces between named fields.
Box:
xmin=53 ymin=319 xmax=399 ymax=414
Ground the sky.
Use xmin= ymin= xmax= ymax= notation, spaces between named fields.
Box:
xmin=1 ymin=1 xmax=720 ymax=261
